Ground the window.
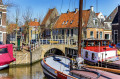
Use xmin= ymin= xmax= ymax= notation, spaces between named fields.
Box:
xmin=0 ymin=12 xmax=2 ymax=25
xmin=0 ymin=33 xmax=2 ymax=41
xmin=100 ymin=32 xmax=102 ymax=39
xmin=93 ymin=18 xmax=98 ymax=26
xmin=85 ymin=51 xmax=88 ymax=58
xmin=67 ymin=29 xmax=69 ymax=36
xmin=109 ymin=16 xmax=112 ymax=20
xmin=62 ymin=29 xmax=64 ymax=35
xmin=62 ymin=21 xmax=65 ymax=25
xmin=96 ymin=31 xmax=99 ymax=39
xmin=32 ymin=27 xmax=35 ymax=30
xmin=95 ymin=19 xmax=98 ymax=26
xmin=90 ymin=31 xmax=93 ymax=38
xmin=70 ymin=20 xmax=74 ymax=24
xmin=105 ymin=34 xmax=109 ymax=40
xmin=92 ymin=53 xmax=95 ymax=60
xmin=71 ymin=29 xmax=73 ymax=36
xmin=65 ymin=20 xmax=69 ymax=24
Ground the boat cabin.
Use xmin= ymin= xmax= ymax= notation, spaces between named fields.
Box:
xmin=65 ymin=46 xmax=117 ymax=63
xmin=82 ymin=39 xmax=110 ymax=47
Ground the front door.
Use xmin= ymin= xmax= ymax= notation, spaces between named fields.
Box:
xmin=114 ymin=30 xmax=118 ymax=44
xmin=17 ymin=37 xmax=20 ymax=50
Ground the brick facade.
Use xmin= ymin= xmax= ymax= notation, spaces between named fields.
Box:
xmin=112 ymin=6 xmax=120 ymax=44
xmin=0 ymin=0 xmax=7 ymax=44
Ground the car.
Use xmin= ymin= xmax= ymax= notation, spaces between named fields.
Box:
xmin=116 ymin=43 xmax=120 ymax=49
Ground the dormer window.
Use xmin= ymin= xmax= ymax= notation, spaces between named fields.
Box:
xmin=65 ymin=20 xmax=69 ymax=24
xmin=93 ymin=18 xmax=98 ymax=26
xmin=70 ymin=20 xmax=74 ymax=24
xmin=62 ymin=21 xmax=65 ymax=25
xmin=109 ymin=16 xmax=112 ymax=20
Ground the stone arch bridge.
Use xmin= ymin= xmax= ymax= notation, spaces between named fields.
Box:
xmin=13 ymin=39 xmax=77 ymax=65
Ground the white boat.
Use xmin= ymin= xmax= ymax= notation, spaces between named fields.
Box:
xmin=0 ymin=64 xmax=8 ymax=70
xmin=41 ymin=0 xmax=120 ymax=78
xmin=41 ymin=55 xmax=120 ymax=79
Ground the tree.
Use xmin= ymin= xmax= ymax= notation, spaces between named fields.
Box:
xmin=22 ymin=8 xmax=32 ymax=44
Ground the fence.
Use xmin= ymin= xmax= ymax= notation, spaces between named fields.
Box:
xmin=29 ymin=39 xmax=78 ymax=51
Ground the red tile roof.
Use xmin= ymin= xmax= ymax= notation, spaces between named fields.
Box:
xmin=41 ymin=8 xmax=54 ymax=25
xmin=54 ymin=10 xmax=90 ymax=29
xmin=28 ymin=21 xmax=40 ymax=26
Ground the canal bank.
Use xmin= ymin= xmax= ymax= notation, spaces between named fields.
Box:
xmin=0 ymin=61 xmax=45 ymax=79
xmin=10 ymin=46 xmax=43 ymax=67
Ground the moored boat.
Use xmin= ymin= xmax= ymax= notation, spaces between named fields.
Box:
xmin=41 ymin=55 xmax=120 ymax=79
xmin=0 ymin=44 xmax=16 ymax=70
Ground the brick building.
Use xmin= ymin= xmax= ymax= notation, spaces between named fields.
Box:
xmin=0 ymin=0 xmax=7 ymax=44
xmin=112 ymin=6 xmax=120 ymax=44
xmin=41 ymin=8 xmax=59 ymax=38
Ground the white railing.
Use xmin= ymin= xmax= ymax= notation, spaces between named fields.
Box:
xmin=30 ymin=39 xmax=78 ymax=51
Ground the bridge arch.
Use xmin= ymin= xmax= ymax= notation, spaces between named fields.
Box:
xmin=40 ymin=44 xmax=77 ymax=58
xmin=44 ymin=48 xmax=65 ymax=57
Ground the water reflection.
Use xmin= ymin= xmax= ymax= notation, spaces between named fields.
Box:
xmin=0 ymin=62 xmax=46 ymax=79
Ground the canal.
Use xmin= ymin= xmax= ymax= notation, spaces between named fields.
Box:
xmin=0 ymin=62 xmax=45 ymax=79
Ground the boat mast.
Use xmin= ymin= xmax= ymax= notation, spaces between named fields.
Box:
xmin=78 ymin=0 xmax=83 ymax=57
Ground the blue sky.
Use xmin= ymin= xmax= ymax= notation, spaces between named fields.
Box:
xmin=4 ymin=0 xmax=120 ymax=24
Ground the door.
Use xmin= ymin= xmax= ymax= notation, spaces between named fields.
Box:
xmin=17 ymin=37 xmax=20 ymax=50
xmin=114 ymin=30 xmax=118 ymax=44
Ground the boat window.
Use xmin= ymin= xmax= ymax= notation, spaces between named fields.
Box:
xmin=92 ymin=53 xmax=95 ymax=60
xmin=85 ymin=51 xmax=88 ymax=58
xmin=0 ymin=48 xmax=8 ymax=53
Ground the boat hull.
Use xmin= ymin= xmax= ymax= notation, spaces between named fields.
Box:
xmin=41 ymin=56 xmax=77 ymax=79
xmin=0 ymin=64 xmax=9 ymax=70
xmin=41 ymin=61 xmax=57 ymax=79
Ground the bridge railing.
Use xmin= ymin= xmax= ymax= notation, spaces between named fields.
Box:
xmin=29 ymin=39 xmax=78 ymax=51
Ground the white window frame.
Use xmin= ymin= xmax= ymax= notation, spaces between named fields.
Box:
xmin=100 ymin=31 xmax=103 ymax=39
xmin=0 ymin=12 xmax=2 ymax=26
xmin=0 ymin=32 xmax=3 ymax=41
xmin=105 ymin=34 xmax=110 ymax=40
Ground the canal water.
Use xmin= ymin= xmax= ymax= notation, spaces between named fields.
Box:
xmin=0 ymin=62 xmax=46 ymax=79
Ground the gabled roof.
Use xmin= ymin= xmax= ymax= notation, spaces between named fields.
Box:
xmin=41 ymin=8 xmax=55 ymax=25
xmin=28 ymin=21 xmax=40 ymax=26
xmin=54 ymin=10 xmax=90 ymax=29
xmin=104 ymin=7 xmax=118 ymax=22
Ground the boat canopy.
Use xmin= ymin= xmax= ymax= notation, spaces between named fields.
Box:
xmin=0 ymin=44 xmax=16 ymax=66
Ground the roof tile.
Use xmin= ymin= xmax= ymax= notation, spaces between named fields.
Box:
xmin=54 ymin=10 xmax=90 ymax=29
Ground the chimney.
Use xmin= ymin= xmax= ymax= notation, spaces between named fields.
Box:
xmin=67 ymin=9 xmax=70 ymax=13
xmin=34 ymin=18 xmax=37 ymax=22
xmin=0 ymin=0 xmax=3 ymax=5
xmin=90 ymin=6 xmax=94 ymax=11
